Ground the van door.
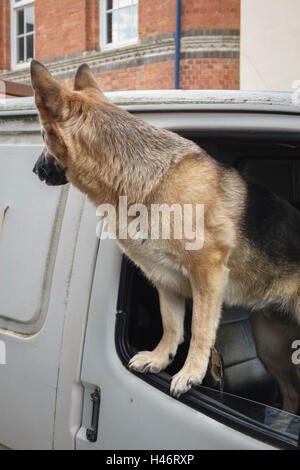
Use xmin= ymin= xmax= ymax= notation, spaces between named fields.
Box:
xmin=0 ymin=135 xmax=86 ymax=449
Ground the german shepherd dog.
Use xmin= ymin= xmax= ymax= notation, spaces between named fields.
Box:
xmin=31 ymin=60 xmax=300 ymax=407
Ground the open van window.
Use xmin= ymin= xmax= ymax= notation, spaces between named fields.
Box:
xmin=115 ymin=131 xmax=300 ymax=450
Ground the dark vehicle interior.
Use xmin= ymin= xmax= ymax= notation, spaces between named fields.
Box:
xmin=116 ymin=132 xmax=300 ymax=449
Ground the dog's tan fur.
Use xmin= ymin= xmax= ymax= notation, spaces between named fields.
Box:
xmin=31 ymin=61 xmax=300 ymax=398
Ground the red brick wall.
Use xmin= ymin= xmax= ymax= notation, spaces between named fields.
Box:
xmin=139 ymin=0 xmax=176 ymax=38
xmin=35 ymin=0 xmax=99 ymax=61
xmin=139 ymin=0 xmax=240 ymax=39
xmin=97 ymin=61 xmax=176 ymax=90
xmin=61 ymin=0 xmax=240 ymax=92
xmin=181 ymin=0 xmax=240 ymax=30
xmin=180 ymin=58 xmax=239 ymax=90
xmin=62 ymin=61 xmax=175 ymax=91
xmin=1 ymin=0 xmax=240 ymax=91
xmin=0 ymin=0 xmax=10 ymax=70
xmin=97 ymin=60 xmax=239 ymax=91
xmin=86 ymin=0 xmax=99 ymax=51
xmin=95 ymin=0 xmax=240 ymax=91
xmin=62 ymin=58 xmax=239 ymax=92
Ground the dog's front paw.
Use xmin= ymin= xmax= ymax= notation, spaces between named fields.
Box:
xmin=170 ymin=366 xmax=206 ymax=398
xmin=128 ymin=350 xmax=172 ymax=374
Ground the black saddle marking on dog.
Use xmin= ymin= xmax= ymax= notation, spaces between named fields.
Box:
xmin=244 ymin=179 xmax=300 ymax=264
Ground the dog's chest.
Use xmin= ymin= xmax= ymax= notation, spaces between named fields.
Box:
xmin=117 ymin=238 xmax=191 ymax=296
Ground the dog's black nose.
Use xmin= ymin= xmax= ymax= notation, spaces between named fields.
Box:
xmin=32 ymin=160 xmax=39 ymax=175
xmin=33 ymin=151 xmax=68 ymax=186
xmin=33 ymin=161 xmax=48 ymax=181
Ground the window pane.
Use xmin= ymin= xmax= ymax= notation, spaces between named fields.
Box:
xmin=106 ymin=12 xmax=113 ymax=43
xmin=131 ymin=4 xmax=138 ymax=39
xmin=17 ymin=36 xmax=24 ymax=63
xmin=107 ymin=0 xmax=118 ymax=10
xmin=26 ymin=6 xmax=34 ymax=33
xmin=16 ymin=9 xmax=24 ymax=35
xmin=107 ymin=10 xmax=119 ymax=44
xmin=26 ymin=34 xmax=34 ymax=60
xmin=119 ymin=0 xmax=132 ymax=8
xmin=105 ymin=1 xmax=138 ymax=45
xmin=112 ymin=10 xmax=119 ymax=43
xmin=118 ymin=6 xmax=135 ymax=42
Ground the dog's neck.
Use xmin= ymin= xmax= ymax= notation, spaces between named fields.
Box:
xmin=69 ymin=104 xmax=199 ymax=206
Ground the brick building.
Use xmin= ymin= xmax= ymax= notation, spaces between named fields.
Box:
xmin=0 ymin=0 xmax=240 ymax=95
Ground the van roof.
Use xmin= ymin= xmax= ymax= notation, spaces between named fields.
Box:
xmin=1 ymin=90 xmax=300 ymax=116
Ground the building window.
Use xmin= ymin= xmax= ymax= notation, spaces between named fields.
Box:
xmin=101 ymin=0 xmax=138 ymax=49
xmin=11 ymin=0 xmax=35 ymax=68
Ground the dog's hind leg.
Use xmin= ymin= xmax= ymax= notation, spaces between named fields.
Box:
xmin=251 ymin=309 xmax=300 ymax=415
xmin=170 ymin=254 xmax=229 ymax=398
xmin=129 ymin=287 xmax=185 ymax=374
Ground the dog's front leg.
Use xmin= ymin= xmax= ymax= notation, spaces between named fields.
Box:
xmin=129 ymin=287 xmax=185 ymax=374
xmin=170 ymin=259 xmax=228 ymax=398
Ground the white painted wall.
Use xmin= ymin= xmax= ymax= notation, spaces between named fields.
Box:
xmin=241 ymin=0 xmax=300 ymax=91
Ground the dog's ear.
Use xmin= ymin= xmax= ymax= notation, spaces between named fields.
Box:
xmin=74 ymin=64 xmax=101 ymax=92
xmin=30 ymin=60 xmax=62 ymax=117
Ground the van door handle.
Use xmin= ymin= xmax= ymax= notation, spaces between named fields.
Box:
xmin=86 ymin=389 xmax=101 ymax=443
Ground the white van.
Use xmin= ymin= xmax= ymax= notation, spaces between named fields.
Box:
xmin=0 ymin=90 xmax=299 ymax=450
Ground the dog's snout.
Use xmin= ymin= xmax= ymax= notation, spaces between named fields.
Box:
xmin=33 ymin=154 xmax=47 ymax=180
xmin=33 ymin=157 xmax=41 ymax=175
xmin=33 ymin=151 xmax=68 ymax=186
xmin=32 ymin=162 xmax=38 ymax=175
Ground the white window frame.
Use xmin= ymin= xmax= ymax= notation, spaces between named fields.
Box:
xmin=11 ymin=0 xmax=35 ymax=70
xmin=100 ymin=0 xmax=139 ymax=50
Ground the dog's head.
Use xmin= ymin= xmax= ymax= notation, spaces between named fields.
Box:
xmin=30 ymin=60 xmax=108 ymax=188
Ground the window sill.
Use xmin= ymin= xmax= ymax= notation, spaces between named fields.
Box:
xmin=100 ymin=38 xmax=140 ymax=53
xmin=10 ymin=62 xmax=31 ymax=73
